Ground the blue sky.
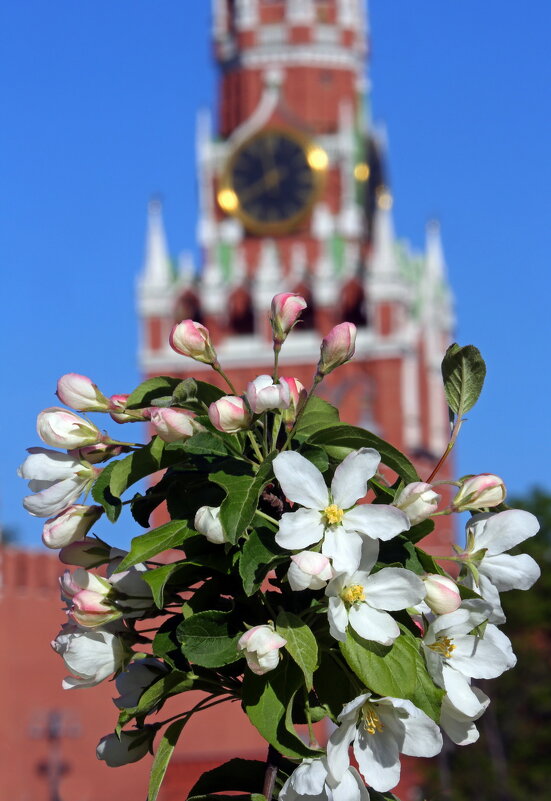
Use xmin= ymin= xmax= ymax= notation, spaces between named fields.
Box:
xmin=2 ymin=1 xmax=550 ymax=548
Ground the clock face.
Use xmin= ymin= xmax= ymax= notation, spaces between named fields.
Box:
xmin=220 ymin=130 xmax=326 ymax=235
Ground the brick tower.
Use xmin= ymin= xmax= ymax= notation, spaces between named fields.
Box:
xmin=137 ymin=0 xmax=455 ymax=559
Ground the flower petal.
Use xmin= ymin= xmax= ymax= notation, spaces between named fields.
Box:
xmin=384 ymin=698 xmax=443 ymax=757
xmin=328 ymin=596 xmax=349 ymax=642
xmin=440 ymin=689 xmax=489 ymax=746
xmin=363 ymin=567 xmax=425 ymax=611
xmin=353 ymin=724 xmax=401 ymax=792
xmin=343 ymin=504 xmax=410 ymax=541
xmin=276 ymin=508 xmax=325 ymax=550
xmin=273 ymin=451 xmax=328 ymax=509
xmin=331 ymin=766 xmax=370 ymax=801
xmin=469 ymin=509 xmax=540 ymax=555
xmin=481 ymin=553 xmax=541 ymax=592
xmin=322 ymin=528 xmax=363 ymax=574
xmin=349 ymin=604 xmax=400 ymax=646
xmin=331 ymin=448 xmax=380 ymax=508
xmin=441 ymin=665 xmax=485 ymax=717
xmin=23 ymin=476 xmax=85 ymax=517
xmin=292 ymin=758 xmax=328 ymax=796
xmin=327 ymin=712 xmax=359 ymax=784
xmin=451 ymin=633 xmax=514 ymax=679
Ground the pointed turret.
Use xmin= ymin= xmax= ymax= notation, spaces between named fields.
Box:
xmin=141 ymin=198 xmax=172 ymax=290
xmin=369 ymin=201 xmax=397 ymax=278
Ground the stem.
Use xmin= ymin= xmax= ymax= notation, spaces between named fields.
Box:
xmin=262 ymin=412 xmax=269 ymax=457
xmin=156 ymin=694 xmax=231 ymax=728
xmin=104 ymin=439 xmax=144 ymax=448
xmin=247 ymin=431 xmax=264 ymax=463
xmin=255 ymin=509 xmax=279 ymax=527
xmin=281 ymin=374 xmax=323 ymax=451
xmin=212 ymin=363 xmax=237 ymax=394
xmin=304 ymin=689 xmax=319 ymax=748
xmin=260 ymin=590 xmax=278 ymax=621
xmin=262 ymin=745 xmax=282 ymax=801
xmin=271 ymin=412 xmax=282 ymax=451
xmin=272 ymin=344 xmax=281 ymax=383
xmin=426 ymin=417 xmax=464 ymax=483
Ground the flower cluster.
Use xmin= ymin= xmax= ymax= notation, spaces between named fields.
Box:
xmin=19 ymin=293 xmax=540 ymax=801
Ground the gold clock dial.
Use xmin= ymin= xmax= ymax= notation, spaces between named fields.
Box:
xmin=219 ymin=129 xmax=327 ymax=235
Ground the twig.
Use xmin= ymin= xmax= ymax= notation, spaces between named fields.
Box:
xmin=262 ymin=744 xmax=281 ymax=801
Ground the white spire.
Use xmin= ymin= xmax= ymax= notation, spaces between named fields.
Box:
xmin=254 ymin=239 xmax=282 ymax=309
xmin=141 ymin=198 xmax=172 ymax=289
xmin=370 ymin=204 xmax=397 ymax=278
xmin=289 ymin=242 xmax=308 ymax=286
xmin=425 ymin=219 xmax=446 ymax=285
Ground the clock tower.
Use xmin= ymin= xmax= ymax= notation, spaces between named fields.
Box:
xmin=137 ymin=0 xmax=455 ymax=557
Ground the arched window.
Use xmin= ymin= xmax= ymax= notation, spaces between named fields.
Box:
xmin=292 ymin=283 xmax=316 ymax=331
xmin=340 ymin=278 xmax=367 ymax=327
xmin=174 ymin=291 xmax=203 ymax=325
xmin=228 ymin=286 xmax=255 ymax=334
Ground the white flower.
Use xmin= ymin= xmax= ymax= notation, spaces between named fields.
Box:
xmin=246 ymin=375 xmax=291 ymax=413
xmin=326 ymin=563 xmax=425 ymax=645
xmin=327 ymin=692 xmax=442 ymax=792
xmin=440 ymin=687 xmax=490 ymax=746
xmin=273 ymin=449 xmax=410 ymax=574
xmin=288 ymin=551 xmax=334 ymax=591
xmin=42 ymin=504 xmax=102 ymax=549
xmin=461 ymin=509 xmax=540 ymax=623
xmin=18 ymin=447 xmax=97 ymax=517
xmin=238 ymin=624 xmax=287 ymax=675
xmin=422 ymin=600 xmax=516 ymax=717
xmin=194 ymin=505 xmax=227 ymax=544
xmin=280 ymin=758 xmax=369 ymax=801
xmin=114 ymin=658 xmax=168 ymax=709
xmin=37 ymin=407 xmax=103 ymax=449
xmin=96 ymin=728 xmax=154 ymax=767
xmin=51 ymin=622 xmax=129 ymax=689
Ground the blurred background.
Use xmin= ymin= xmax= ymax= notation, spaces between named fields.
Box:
xmin=1 ymin=2 xmax=550 ymax=799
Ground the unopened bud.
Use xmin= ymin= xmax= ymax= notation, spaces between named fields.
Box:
xmin=270 ymin=293 xmax=307 ymax=345
xmin=245 ymin=375 xmax=291 ymax=414
xmin=96 ymin=728 xmax=155 ymax=767
xmin=194 ymin=506 xmax=227 ymax=544
xmin=59 ymin=538 xmax=112 ymax=568
xmin=109 ymin=394 xmax=149 ymax=424
xmin=70 ymin=443 xmax=127 ymax=464
xmin=316 ymin=322 xmax=357 ymax=376
xmin=238 ymin=624 xmax=287 ymax=675
xmin=208 ymin=396 xmax=252 ymax=433
xmin=453 ymin=474 xmax=506 ymax=511
xmin=169 ymin=320 xmax=217 ymax=365
xmin=288 ymin=551 xmax=333 ymax=591
xmin=279 ymin=377 xmax=307 ymax=429
xmin=393 ymin=482 xmax=441 ymax=525
xmin=150 ymin=408 xmax=204 ymax=443
xmin=423 ymin=574 xmax=461 ymax=615
xmin=37 ymin=407 xmax=103 ymax=449
xmin=56 ymin=373 xmax=110 ymax=412
xmin=42 ymin=505 xmax=103 ymax=549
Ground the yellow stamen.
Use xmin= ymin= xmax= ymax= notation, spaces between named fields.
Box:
xmin=362 ymin=702 xmax=384 ymax=735
xmin=341 ymin=584 xmax=366 ymax=605
xmin=428 ymin=636 xmax=455 ymax=659
xmin=324 ymin=503 xmax=344 ymax=525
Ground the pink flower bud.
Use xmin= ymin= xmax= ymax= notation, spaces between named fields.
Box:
xmin=56 ymin=373 xmax=110 ymax=412
xmin=279 ymin=377 xmax=307 ymax=428
xmin=393 ymin=482 xmax=441 ymax=525
xmin=423 ymin=574 xmax=461 ymax=615
xmin=60 ymin=567 xmax=110 ymax=600
xmin=194 ymin=505 xmax=227 ymax=544
xmin=59 ymin=538 xmax=111 ymax=568
xmin=317 ymin=322 xmax=357 ymax=376
xmin=270 ymin=293 xmax=307 ymax=344
xmin=169 ymin=319 xmax=217 ymax=364
xmin=69 ymin=443 xmax=127 ymax=464
xmin=108 ymin=395 xmax=149 ymax=424
xmin=452 ymin=474 xmax=506 ymax=511
xmin=288 ymin=551 xmax=333 ymax=591
xmin=238 ymin=624 xmax=287 ymax=675
xmin=150 ymin=408 xmax=204 ymax=443
xmin=208 ymin=396 xmax=252 ymax=433
xmin=42 ymin=504 xmax=103 ymax=549
xmin=245 ymin=375 xmax=291 ymax=414
xmin=37 ymin=407 xmax=103 ymax=449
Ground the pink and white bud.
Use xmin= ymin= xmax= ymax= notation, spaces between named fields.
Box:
xmin=246 ymin=375 xmax=291 ymax=414
xmin=208 ymin=395 xmax=252 ymax=433
xmin=56 ymin=373 xmax=110 ymax=412
xmin=60 ymin=567 xmax=111 ymax=601
xmin=18 ymin=447 xmax=99 ymax=518
xmin=42 ymin=504 xmax=103 ymax=549
xmin=279 ymin=377 xmax=307 ymax=429
xmin=288 ymin=551 xmax=334 ymax=591
xmin=59 ymin=538 xmax=111 ymax=568
xmin=96 ymin=728 xmax=155 ymax=767
xmin=453 ymin=474 xmax=506 ymax=511
xmin=108 ymin=394 xmax=149 ymax=424
xmin=169 ymin=319 xmax=217 ymax=364
xmin=270 ymin=293 xmax=307 ymax=344
xmin=60 ymin=568 xmax=119 ymax=626
xmin=52 ymin=621 xmax=129 ymax=689
xmin=393 ymin=482 xmax=441 ymax=525
xmin=70 ymin=442 xmax=127 ymax=464
xmin=423 ymin=574 xmax=462 ymax=615
xmin=238 ymin=624 xmax=287 ymax=675
xmin=37 ymin=407 xmax=103 ymax=449
xmin=317 ymin=322 xmax=357 ymax=376
xmin=194 ymin=505 xmax=227 ymax=544
xmin=150 ymin=407 xmax=204 ymax=443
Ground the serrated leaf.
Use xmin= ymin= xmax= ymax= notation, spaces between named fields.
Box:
xmin=126 ymin=376 xmax=182 ymax=410
xmin=180 ymin=431 xmax=231 ymax=457
xmin=239 ymin=526 xmax=287 ymax=596
xmin=109 ymin=438 xmax=186 ymax=500
xmin=210 ymin=455 xmax=276 ymax=544
xmin=142 ymin=561 xmax=205 ymax=607
xmin=148 ymin=716 xmax=187 ymax=801
xmin=135 ymin=669 xmax=195 ymax=716
xmin=177 ymin=610 xmax=241 ymax=668
xmin=187 ymin=759 xmax=266 ymax=798
xmin=441 ymin=343 xmax=486 ymax=417
xmin=309 ymin=425 xmax=419 ymax=484
xmin=242 ymin=660 xmax=321 ymax=759
xmin=294 ymin=396 xmax=340 ymax=439
xmin=313 ymin=649 xmax=359 ymax=719
xmin=406 ymin=518 xmax=435 ymax=545
xmin=115 ymin=520 xmax=194 ymax=571
xmin=340 ymin=628 xmax=417 ymax=698
xmin=409 ymin=649 xmax=445 ymax=722
xmin=91 ymin=462 xmax=121 ymax=522
xmin=276 ymin=611 xmax=318 ymax=691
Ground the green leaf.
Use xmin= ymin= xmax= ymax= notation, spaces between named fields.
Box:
xmin=313 ymin=649 xmax=359 ymax=719
xmin=135 ymin=669 xmax=196 ymax=716
xmin=179 ymin=431 xmax=231 ymax=457
xmin=242 ymin=660 xmax=320 ymax=759
xmin=406 ymin=518 xmax=436 ymax=545
xmin=409 ymin=649 xmax=445 ymax=722
xmin=441 ymin=343 xmax=486 ymax=418
xmin=115 ymin=520 xmax=194 ymax=571
xmin=109 ymin=437 xmax=186 ymax=500
xmin=239 ymin=526 xmax=287 ymax=596
xmin=153 ymin=617 xmax=187 ymax=669
xmin=177 ymin=610 xmax=241 ymax=668
xmin=276 ymin=611 xmax=318 ymax=691
xmin=309 ymin=425 xmax=419 ymax=484
xmin=148 ymin=716 xmax=187 ymax=801
xmin=141 ymin=561 xmax=205 ymax=608
xmin=297 ymin=443 xmax=329 ymax=473
xmin=210 ymin=455 xmax=275 ymax=544
xmin=340 ymin=629 xmax=417 ymax=698
xmin=294 ymin=396 xmax=340 ymax=439
xmin=187 ymin=759 xmax=266 ymax=798
xmin=91 ymin=462 xmax=121 ymax=522
xmin=126 ymin=376 xmax=182 ymax=410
